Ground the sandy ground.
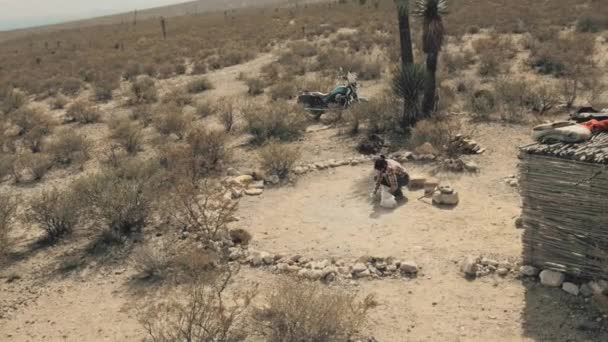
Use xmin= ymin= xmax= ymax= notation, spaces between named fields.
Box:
xmin=2 ymin=42 xmax=608 ymax=342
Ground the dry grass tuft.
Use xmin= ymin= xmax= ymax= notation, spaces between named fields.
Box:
xmin=258 ymin=141 xmax=300 ymax=179
xmin=66 ymin=100 xmax=101 ymax=124
xmin=46 ymin=129 xmax=91 ymax=166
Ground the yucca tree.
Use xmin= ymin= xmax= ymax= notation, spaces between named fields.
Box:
xmin=392 ymin=64 xmax=427 ymax=129
xmin=414 ymin=0 xmax=447 ymax=116
xmin=394 ymin=0 xmax=414 ymax=67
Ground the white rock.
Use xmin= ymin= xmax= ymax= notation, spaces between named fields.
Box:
xmin=461 ymin=256 xmax=479 ymax=276
xmin=497 ymin=268 xmax=509 ymax=276
xmin=481 ymin=258 xmax=499 ymax=267
xmin=261 ymin=252 xmax=275 ymax=265
xmin=267 ymin=175 xmax=280 ymax=185
xmin=519 ymin=265 xmax=539 ymax=277
xmin=226 ymin=167 xmax=240 ymax=176
xmin=432 ymin=191 xmax=459 ymax=205
xmin=464 ymin=161 xmax=479 ymax=172
xmin=232 ymin=175 xmax=253 ymax=187
xmin=355 ymin=269 xmax=371 ymax=278
xmin=352 ymin=263 xmax=367 ymax=273
xmin=400 ymin=261 xmax=418 ymax=274
xmin=310 ymin=259 xmax=330 ymax=270
xmin=589 ymin=280 xmax=608 ymax=295
xmin=249 ymin=256 xmax=263 ymax=267
xmin=562 ymin=282 xmax=579 ymax=296
xmin=539 ymin=270 xmax=565 ymax=287
xmin=245 ymin=188 xmax=263 ymax=196
xmin=293 ymin=166 xmax=307 ymax=175
xmin=249 ymin=181 xmax=265 ymax=189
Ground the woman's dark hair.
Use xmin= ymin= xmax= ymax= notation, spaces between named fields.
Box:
xmin=374 ymin=155 xmax=388 ymax=171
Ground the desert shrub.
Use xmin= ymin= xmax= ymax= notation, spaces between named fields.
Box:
xmin=174 ymin=63 xmax=187 ymax=75
xmin=66 ymin=100 xmax=101 ymax=124
xmin=26 ymin=188 xmax=80 ymax=240
xmin=561 ymin=78 xmax=580 ymax=109
xmin=1 ymin=88 xmax=27 ymax=114
xmin=74 ymin=170 xmax=152 ymax=238
xmin=467 ymin=25 xmax=481 ymax=34
xmin=10 ymin=107 xmax=53 ymax=152
xmin=130 ymin=105 xmax=154 ymax=127
xmin=138 ymin=270 xmax=253 ymax=342
xmin=12 ymin=153 xmax=52 ymax=183
xmin=132 ymin=242 xmax=173 ymax=279
xmin=261 ymin=63 xmax=281 ymax=83
xmin=529 ymin=35 xmax=595 ymax=77
xmin=108 ymin=117 xmax=143 ymax=154
xmin=123 ymin=62 xmax=143 ymax=81
xmin=357 ymin=60 xmax=382 ymax=80
xmin=60 ymin=77 xmax=83 ymax=96
xmin=258 ymin=141 xmax=300 ymax=179
xmin=161 ymin=90 xmax=193 ymax=107
xmin=577 ymin=17 xmax=603 ymax=33
xmin=186 ymin=125 xmax=230 ymax=173
xmin=243 ymin=102 xmax=307 ymax=144
xmin=290 ymin=41 xmax=317 ymax=57
xmin=246 ymin=78 xmax=266 ymax=96
xmin=167 ymin=181 xmax=237 ymax=242
xmin=216 ymin=99 xmax=237 ymax=132
xmin=269 ymin=81 xmax=297 ymax=101
xmin=158 ymin=63 xmax=174 ymax=79
xmin=466 ymin=89 xmax=496 ymax=121
xmin=529 ymin=82 xmax=559 ymax=115
xmin=46 ymin=129 xmax=90 ymax=166
xmin=187 ymin=78 xmax=213 ymax=94
xmin=409 ymin=117 xmax=461 ymax=155
xmin=229 ymin=228 xmax=252 ymax=245
xmin=582 ymin=75 xmax=607 ymax=108
xmin=153 ymin=103 xmax=192 ymax=139
xmin=254 ymin=278 xmax=374 ymax=342
xmin=143 ymin=63 xmax=158 ymax=77
xmin=0 ymin=154 xmax=16 ymax=181
xmin=50 ymin=95 xmax=68 ymax=110
xmin=93 ymin=81 xmax=114 ymax=102
xmin=130 ymin=76 xmax=158 ymax=104
xmin=191 ymin=60 xmax=207 ymax=75
xmin=494 ymin=77 xmax=531 ymax=123
xmin=473 ymin=35 xmax=516 ymax=77
xmin=195 ymin=100 xmax=214 ymax=118
xmin=0 ymin=195 xmax=17 ymax=258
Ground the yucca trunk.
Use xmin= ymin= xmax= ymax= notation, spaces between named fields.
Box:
xmin=422 ymin=51 xmax=438 ymax=116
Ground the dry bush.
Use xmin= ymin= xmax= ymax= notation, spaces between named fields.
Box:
xmin=186 ymin=125 xmax=230 ymax=174
xmin=166 ymin=181 xmax=237 ymax=242
xmin=50 ymin=95 xmax=68 ymax=110
xmin=409 ymin=117 xmax=461 ymax=156
xmin=216 ymin=99 xmax=237 ymax=132
xmin=46 ymin=129 xmax=91 ymax=166
xmin=174 ymin=62 xmax=187 ymax=76
xmin=171 ymin=247 xmax=219 ymax=283
xmin=192 ymin=60 xmax=208 ymax=75
xmin=123 ymin=62 xmax=143 ymax=81
xmin=60 ymin=77 xmax=83 ymax=97
xmin=1 ymin=88 xmax=27 ymax=115
xmin=153 ymin=103 xmax=192 ymax=139
xmin=161 ymin=90 xmax=193 ymax=107
xmin=12 ymin=153 xmax=52 ymax=183
xmin=473 ymin=35 xmax=516 ymax=77
xmin=229 ymin=228 xmax=252 ymax=246
xmin=158 ymin=63 xmax=174 ymax=79
xmin=254 ymin=278 xmax=374 ymax=342
xmin=245 ymin=78 xmax=266 ymax=96
xmin=269 ymin=81 xmax=297 ymax=101
xmin=441 ymin=49 xmax=475 ymax=74
xmin=195 ymin=100 xmax=214 ymax=118
xmin=26 ymin=188 xmax=81 ymax=240
xmin=0 ymin=195 xmax=17 ymax=258
xmin=258 ymin=141 xmax=300 ymax=179
xmin=561 ymin=78 xmax=580 ymax=109
xmin=93 ymin=81 xmax=115 ymax=102
xmin=66 ymin=100 xmax=101 ymax=124
xmin=529 ymin=34 xmax=595 ymax=77
xmin=187 ymin=78 xmax=213 ymax=94
xmin=10 ymin=107 xmax=53 ymax=152
xmin=529 ymin=82 xmax=559 ymax=115
xmin=576 ymin=16 xmax=605 ymax=33
xmin=261 ymin=63 xmax=281 ymax=83
xmin=494 ymin=77 xmax=531 ymax=123
xmin=243 ymin=102 xmax=307 ymax=144
xmin=290 ymin=41 xmax=317 ymax=57
xmin=316 ymin=48 xmax=381 ymax=80
xmin=466 ymin=89 xmax=496 ymax=121
xmin=132 ymin=242 xmax=173 ymax=279
xmin=109 ymin=117 xmax=143 ymax=154
xmin=360 ymin=95 xmax=400 ymax=134
xmin=143 ymin=63 xmax=158 ymax=78
xmin=582 ymin=75 xmax=608 ymax=108
xmin=130 ymin=76 xmax=158 ymax=105
xmin=138 ymin=269 xmax=253 ymax=342
xmin=130 ymin=105 xmax=154 ymax=127
xmin=74 ymin=169 xmax=153 ymax=238
xmin=0 ymin=154 xmax=16 ymax=181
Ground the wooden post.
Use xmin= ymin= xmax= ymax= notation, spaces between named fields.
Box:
xmin=160 ymin=17 xmax=167 ymax=39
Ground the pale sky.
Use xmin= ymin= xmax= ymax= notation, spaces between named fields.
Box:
xmin=0 ymin=0 xmax=188 ymax=30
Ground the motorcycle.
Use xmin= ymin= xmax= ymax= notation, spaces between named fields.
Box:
xmin=297 ymin=73 xmax=367 ymax=114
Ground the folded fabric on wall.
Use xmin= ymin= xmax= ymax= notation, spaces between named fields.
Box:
xmin=533 ymin=122 xmax=592 ymax=144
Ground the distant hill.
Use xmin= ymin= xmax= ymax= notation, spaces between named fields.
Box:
xmin=0 ymin=0 xmax=308 ymax=43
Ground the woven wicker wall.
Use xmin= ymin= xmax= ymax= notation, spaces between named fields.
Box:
xmin=520 ymin=153 xmax=608 ymax=279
